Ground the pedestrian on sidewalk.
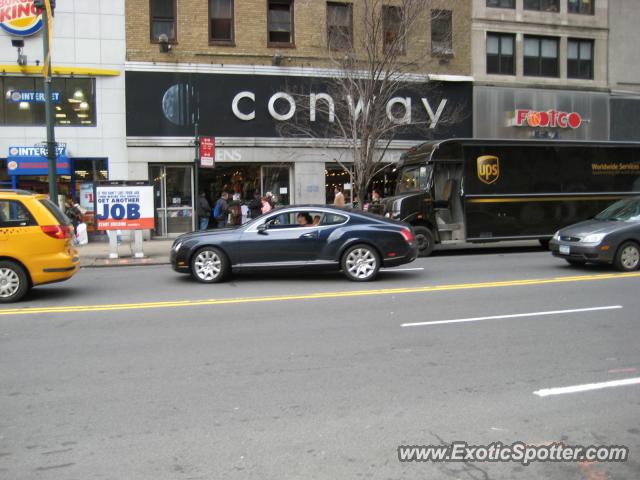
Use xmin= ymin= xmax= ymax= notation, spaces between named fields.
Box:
xmin=261 ymin=196 xmax=272 ymax=214
xmin=333 ymin=186 xmax=345 ymax=207
xmin=248 ymin=190 xmax=262 ymax=219
xmin=213 ymin=192 xmax=230 ymax=228
xmin=197 ymin=192 xmax=211 ymax=230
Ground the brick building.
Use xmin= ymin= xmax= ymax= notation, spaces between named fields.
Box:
xmin=124 ymin=0 xmax=473 ymax=237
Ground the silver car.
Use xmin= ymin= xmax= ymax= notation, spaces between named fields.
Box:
xmin=549 ymin=197 xmax=640 ymax=271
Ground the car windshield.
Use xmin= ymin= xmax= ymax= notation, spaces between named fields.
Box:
xmin=594 ymin=198 xmax=640 ymax=222
xmin=395 ymin=165 xmax=431 ymax=194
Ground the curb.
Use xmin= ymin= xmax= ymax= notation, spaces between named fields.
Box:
xmin=80 ymin=259 xmax=171 ymax=269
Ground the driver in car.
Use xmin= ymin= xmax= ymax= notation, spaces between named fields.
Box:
xmin=297 ymin=213 xmax=313 ymax=226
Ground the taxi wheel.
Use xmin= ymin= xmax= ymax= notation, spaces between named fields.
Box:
xmin=0 ymin=261 xmax=29 ymax=303
xmin=191 ymin=247 xmax=229 ymax=283
xmin=614 ymin=242 xmax=640 ymax=272
xmin=342 ymin=244 xmax=380 ymax=282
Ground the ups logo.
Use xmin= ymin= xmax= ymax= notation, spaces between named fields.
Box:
xmin=477 ymin=156 xmax=500 ymax=185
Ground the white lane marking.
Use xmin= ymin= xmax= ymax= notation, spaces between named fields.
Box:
xmin=381 ymin=267 xmax=425 ymax=272
xmin=400 ymin=305 xmax=623 ymax=328
xmin=534 ymin=377 xmax=640 ymax=397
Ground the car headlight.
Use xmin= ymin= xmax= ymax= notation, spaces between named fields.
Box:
xmin=552 ymin=230 xmax=560 ymax=241
xmin=173 ymin=241 xmax=182 ymax=251
xmin=581 ymin=233 xmax=606 ymax=244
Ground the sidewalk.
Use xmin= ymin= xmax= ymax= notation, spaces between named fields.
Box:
xmin=77 ymin=239 xmax=174 ymax=268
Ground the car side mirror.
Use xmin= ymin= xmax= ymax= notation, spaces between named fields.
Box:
xmin=257 ymin=223 xmax=268 ymax=234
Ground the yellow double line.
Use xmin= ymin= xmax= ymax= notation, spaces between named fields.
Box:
xmin=0 ymin=272 xmax=638 ymax=317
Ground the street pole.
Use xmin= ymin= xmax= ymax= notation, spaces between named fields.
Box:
xmin=38 ymin=0 xmax=57 ymax=203
xmin=193 ymin=81 xmax=200 ymax=231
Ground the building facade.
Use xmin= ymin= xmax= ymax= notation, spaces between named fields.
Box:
xmin=125 ymin=0 xmax=473 ymax=237
xmin=0 ymin=0 xmax=127 ymax=224
xmin=608 ymin=0 xmax=640 ymax=141
xmin=471 ymin=0 xmax=610 ymax=141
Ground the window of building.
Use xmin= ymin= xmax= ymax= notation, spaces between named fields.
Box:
xmin=524 ymin=0 xmax=560 ymax=12
xmin=486 ymin=0 xmax=515 ymax=8
xmin=568 ymin=38 xmax=593 ymax=79
xmin=150 ymin=0 xmax=176 ymax=42
xmin=431 ymin=10 xmax=452 ymax=56
xmin=383 ymin=6 xmax=405 ymax=55
xmin=568 ymin=0 xmax=594 ymax=14
xmin=268 ymin=0 xmax=294 ymax=46
xmin=523 ymin=36 xmax=559 ymax=77
xmin=486 ymin=32 xmax=515 ymax=75
xmin=1 ymin=77 xmax=96 ymax=127
xmin=327 ymin=2 xmax=352 ymax=51
xmin=210 ymin=0 xmax=234 ymax=43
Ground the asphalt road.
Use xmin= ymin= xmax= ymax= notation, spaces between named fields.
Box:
xmin=1 ymin=246 xmax=639 ymax=480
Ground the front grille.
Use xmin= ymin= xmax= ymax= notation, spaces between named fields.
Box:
xmin=560 ymin=236 xmax=581 ymax=242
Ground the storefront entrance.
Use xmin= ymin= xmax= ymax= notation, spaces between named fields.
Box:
xmin=150 ymin=164 xmax=194 ymax=237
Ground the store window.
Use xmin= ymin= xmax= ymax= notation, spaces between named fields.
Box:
xmin=523 ymin=36 xmax=559 ymax=77
xmin=327 ymin=2 xmax=352 ymax=51
xmin=325 ymin=164 xmax=395 ymax=205
xmin=1 ymin=77 xmax=96 ymax=127
xmin=268 ymin=0 xmax=294 ymax=46
xmin=431 ymin=10 xmax=452 ymax=56
xmin=210 ymin=0 xmax=234 ymax=44
xmin=487 ymin=32 xmax=515 ymax=75
xmin=0 ymin=159 xmax=10 ymax=186
xmin=568 ymin=0 xmax=594 ymax=15
xmin=524 ymin=0 xmax=560 ymax=12
xmin=150 ymin=0 xmax=176 ymax=42
xmin=383 ymin=6 xmax=405 ymax=55
xmin=568 ymin=38 xmax=593 ymax=79
xmin=486 ymin=0 xmax=515 ymax=8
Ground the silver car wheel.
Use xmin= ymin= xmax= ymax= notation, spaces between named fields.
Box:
xmin=0 ymin=268 xmax=20 ymax=299
xmin=346 ymin=248 xmax=377 ymax=280
xmin=194 ymin=250 xmax=222 ymax=281
xmin=620 ymin=245 xmax=640 ymax=270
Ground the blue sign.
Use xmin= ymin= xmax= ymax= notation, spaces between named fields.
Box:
xmin=7 ymin=146 xmax=71 ymax=176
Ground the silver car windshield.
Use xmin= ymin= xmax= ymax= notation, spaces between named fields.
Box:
xmin=594 ymin=198 xmax=640 ymax=222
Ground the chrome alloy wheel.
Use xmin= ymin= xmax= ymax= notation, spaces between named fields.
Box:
xmin=345 ymin=248 xmax=377 ymax=280
xmin=194 ymin=250 xmax=222 ymax=281
xmin=0 ymin=268 xmax=20 ymax=299
xmin=620 ymin=244 xmax=640 ymax=270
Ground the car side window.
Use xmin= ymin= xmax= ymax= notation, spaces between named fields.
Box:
xmin=0 ymin=200 xmax=37 ymax=228
xmin=321 ymin=213 xmax=347 ymax=226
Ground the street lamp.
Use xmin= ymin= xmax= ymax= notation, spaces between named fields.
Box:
xmin=33 ymin=0 xmax=57 ymax=203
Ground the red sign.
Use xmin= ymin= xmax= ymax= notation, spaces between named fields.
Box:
xmin=514 ymin=109 xmax=582 ymax=129
xmin=200 ymin=136 xmax=215 ymax=168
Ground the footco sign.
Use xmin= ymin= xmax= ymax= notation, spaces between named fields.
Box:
xmin=514 ymin=109 xmax=582 ymax=129
xmin=0 ymin=0 xmax=43 ymax=36
xmin=477 ymin=155 xmax=500 ymax=185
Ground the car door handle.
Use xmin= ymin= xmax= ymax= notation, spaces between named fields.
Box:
xmin=300 ymin=231 xmax=318 ymax=239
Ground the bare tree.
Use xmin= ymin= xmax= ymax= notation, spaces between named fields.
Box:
xmin=278 ymin=0 xmax=463 ymax=207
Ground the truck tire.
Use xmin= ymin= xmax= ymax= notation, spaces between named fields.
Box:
xmin=413 ymin=226 xmax=435 ymax=257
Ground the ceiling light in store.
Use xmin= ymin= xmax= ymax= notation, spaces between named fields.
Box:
xmin=55 ymin=106 xmax=62 ymax=111
xmin=55 ymin=113 xmax=67 ymax=118
xmin=81 ymin=120 xmax=92 ymax=124
xmin=18 ymin=101 xmax=30 ymax=110
xmin=79 ymin=101 xmax=89 ymax=110
xmin=77 ymin=114 xmax=89 ymax=118
xmin=73 ymin=89 xmax=84 ymax=99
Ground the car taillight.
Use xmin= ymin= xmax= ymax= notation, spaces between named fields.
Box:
xmin=41 ymin=225 xmax=72 ymax=239
xmin=400 ymin=228 xmax=414 ymax=243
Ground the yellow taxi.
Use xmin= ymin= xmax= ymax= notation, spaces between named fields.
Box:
xmin=0 ymin=189 xmax=79 ymax=302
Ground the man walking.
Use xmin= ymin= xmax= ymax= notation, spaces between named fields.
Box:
xmin=213 ymin=192 xmax=230 ymax=228
xmin=333 ymin=186 xmax=345 ymax=207
xmin=197 ymin=192 xmax=211 ymax=230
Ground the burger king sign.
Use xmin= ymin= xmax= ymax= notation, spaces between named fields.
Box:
xmin=0 ymin=0 xmax=43 ymax=36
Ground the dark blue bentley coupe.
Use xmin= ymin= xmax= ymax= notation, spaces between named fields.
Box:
xmin=171 ymin=206 xmax=418 ymax=283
